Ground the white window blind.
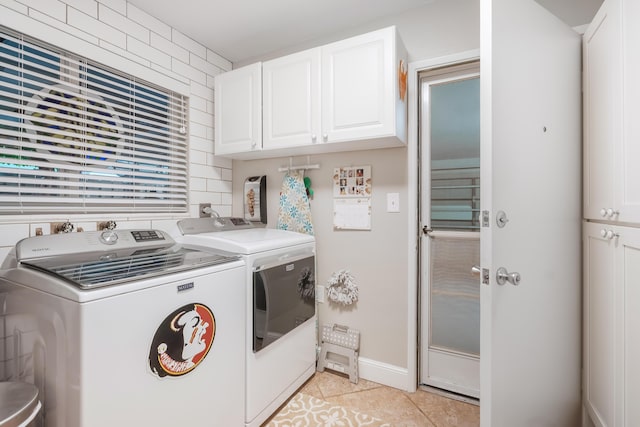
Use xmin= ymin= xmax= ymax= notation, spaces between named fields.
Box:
xmin=0 ymin=29 xmax=189 ymax=214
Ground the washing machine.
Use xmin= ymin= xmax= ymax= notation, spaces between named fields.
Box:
xmin=0 ymin=229 xmax=246 ymax=427
xmin=177 ymin=217 xmax=316 ymax=427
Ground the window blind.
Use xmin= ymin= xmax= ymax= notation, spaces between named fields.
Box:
xmin=0 ymin=29 xmax=189 ymax=214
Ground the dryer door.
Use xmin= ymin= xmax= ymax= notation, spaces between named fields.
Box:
xmin=253 ymin=255 xmax=315 ymax=352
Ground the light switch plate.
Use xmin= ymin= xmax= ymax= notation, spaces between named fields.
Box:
xmin=387 ymin=193 xmax=400 ymax=212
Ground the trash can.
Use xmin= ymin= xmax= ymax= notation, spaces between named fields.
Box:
xmin=0 ymin=382 xmax=41 ymax=427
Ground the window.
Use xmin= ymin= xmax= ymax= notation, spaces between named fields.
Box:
xmin=0 ymin=28 xmax=189 ymax=214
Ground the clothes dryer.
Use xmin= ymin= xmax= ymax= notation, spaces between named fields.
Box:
xmin=177 ymin=218 xmax=316 ymax=427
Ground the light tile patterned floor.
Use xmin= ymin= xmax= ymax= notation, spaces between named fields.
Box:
xmin=263 ymin=371 xmax=480 ymax=427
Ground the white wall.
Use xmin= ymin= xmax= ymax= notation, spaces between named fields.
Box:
xmin=232 ymin=0 xmax=480 ymax=389
xmin=0 ymin=0 xmax=232 ymax=262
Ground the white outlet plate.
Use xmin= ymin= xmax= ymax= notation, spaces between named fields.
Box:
xmin=30 ymin=223 xmax=50 ymax=236
xmin=316 ymin=285 xmax=325 ymax=303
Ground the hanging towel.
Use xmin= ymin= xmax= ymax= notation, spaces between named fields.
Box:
xmin=277 ymin=170 xmax=314 ymax=235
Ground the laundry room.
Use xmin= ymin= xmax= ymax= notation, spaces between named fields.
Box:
xmin=0 ymin=0 xmax=628 ymax=426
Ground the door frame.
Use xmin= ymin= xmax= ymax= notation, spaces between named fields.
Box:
xmin=418 ymin=63 xmax=481 ymax=398
xmin=406 ymin=49 xmax=480 ymax=393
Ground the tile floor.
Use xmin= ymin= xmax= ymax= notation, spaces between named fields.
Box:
xmin=264 ymin=370 xmax=480 ymax=426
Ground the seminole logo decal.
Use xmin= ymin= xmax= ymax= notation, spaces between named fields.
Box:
xmin=149 ymin=303 xmax=215 ymax=378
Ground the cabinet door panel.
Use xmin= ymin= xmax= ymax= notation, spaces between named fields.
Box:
xmin=619 ymin=0 xmax=640 ymax=222
xmin=263 ymin=49 xmax=320 ymax=149
xmin=620 ymin=226 xmax=640 ymax=426
xmin=322 ymin=27 xmax=394 ymax=143
xmin=583 ymin=1 xmax=620 ymax=220
xmin=214 ymin=63 xmax=262 ymax=155
xmin=583 ymin=222 xmax=617 ymax=427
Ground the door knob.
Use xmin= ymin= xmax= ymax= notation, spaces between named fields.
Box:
xmin=496 ymin=267 xmax=521 ymax=286
xmin=471 ymin=265 xmax=481 ymax=276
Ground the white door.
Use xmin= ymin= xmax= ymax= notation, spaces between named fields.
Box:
xmin=419 ymin=62 xmax=481 ymax=399
xmin=480 ymin=0 xmax=582 ymax=425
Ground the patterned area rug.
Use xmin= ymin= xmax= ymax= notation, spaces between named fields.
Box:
xmin=265 ymin=392 xmax=392 ymax=427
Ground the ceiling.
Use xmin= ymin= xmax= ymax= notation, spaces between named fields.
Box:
xmin=126 ymin=0 xmax=603 ymax=64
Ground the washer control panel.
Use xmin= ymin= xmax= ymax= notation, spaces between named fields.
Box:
xmin=16 ymin=229 xmax=172 ymax=261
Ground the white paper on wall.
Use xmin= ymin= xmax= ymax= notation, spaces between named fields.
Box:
xmin=332 ymin=165 xmax=372 ymax=230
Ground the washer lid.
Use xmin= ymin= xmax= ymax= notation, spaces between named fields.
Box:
xmin=20 ymin=244 xmax=238 ymax=289
xmin=182 ymin=228 xmax=315 ymax=254
xmin=0 ymin=382 xmax=40 ymax=427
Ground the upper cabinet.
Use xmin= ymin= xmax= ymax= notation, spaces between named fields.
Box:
xmin=216 ymin=26 xmax=408 ymax=159
xmin=262 ymin=48 xmax=321 ymax=150
xmin=583 ymin=0 xmax=640 ymax=223
xmin=321 ymin=26 xmax=407 ymax=148
xmin=214 ymin=62 xmax=262 ymax=156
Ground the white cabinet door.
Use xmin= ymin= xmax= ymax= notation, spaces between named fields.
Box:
xmin=214 ymin=62 xmax=262 ymax=156
xmin=321 ymin=26 xmax=405 ymax=145
xmin=583 ymin=222 xmax=618 ymax=427
xmin=619 ymin=0 xmax=640 ymax=222
xmin=583 ymin=0 xmax=621 ymax=221
xmin=619 ymin=226 xmax=640 ymax=427
xmin=262 ymin=48 xmax=321 ymax=150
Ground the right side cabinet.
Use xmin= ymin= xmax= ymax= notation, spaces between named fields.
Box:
xmin=583 ymin=0 xmax=640 ymax=426
xmin=583 ymin=0 xmax=640 ymax=224
xmin=583 ymin=223 xmax=640 ymax=427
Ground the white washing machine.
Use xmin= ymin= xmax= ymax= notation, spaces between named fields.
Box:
xmin=177 ymin=218 xmax=316 ymax=427
xmin=0 ymin=229 xmax=246 ymax=427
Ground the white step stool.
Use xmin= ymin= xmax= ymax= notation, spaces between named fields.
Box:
xmin=317 ymin=324 xmax=360 ymax=384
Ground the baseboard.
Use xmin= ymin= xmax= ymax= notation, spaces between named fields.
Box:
xmin=358 ymin=357 xmax=411 ymax=391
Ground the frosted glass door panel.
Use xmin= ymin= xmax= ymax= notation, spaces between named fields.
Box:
xmin=430 ymin=233 xmax=480 ymax=355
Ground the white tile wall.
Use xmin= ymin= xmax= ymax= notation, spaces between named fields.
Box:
xmin=127 ymin=35 xmax=171 ymax=68
xmin=29 ymin=8 xmax=101 ymax=44
xmin=126 ymin=3 xmax=170 ymax=39
xmin=207 ymin=48 xmax=232 ymax=72
xmin=98 ymin=0 xmax=126 ymax=14
xmin=171 ymin=57 xmax=207 ymax=85
xmin=172 ymin=28 xmax=206 ymax=59
xmin=99 ymin=38 xmax=150 ymax=66
xmin=68 ymin=6 xmax=127 ymax=48
xmin=1 ymin=0 xmax=28 ymax=14
xmin=99 ymin=4 xmax=149 ymax=42
xmin=63 ymin=0 xmax=98 ymax=18
xmin=150 ymin=32 xmax=188 ymax=63
xmin=24 ymin=0 xmax=67 ymax=22
xmin=0 ymin=0 xmax=233 ymax=255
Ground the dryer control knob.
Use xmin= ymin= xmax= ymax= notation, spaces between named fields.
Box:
xmin=100 ymin=230 xmax=118 ymax=245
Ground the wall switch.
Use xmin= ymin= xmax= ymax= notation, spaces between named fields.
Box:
xmin=387 ymin=193 xmax=400 ymax=212
xmin=316 ymin=285 xmax=325 ymax=303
